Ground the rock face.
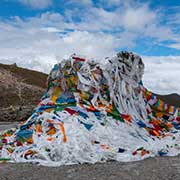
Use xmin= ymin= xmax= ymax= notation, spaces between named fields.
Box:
xmin=0 ymin=52 xmax=180 ymax=166
xmin=0 ymin=63 xmax=47 ymax=121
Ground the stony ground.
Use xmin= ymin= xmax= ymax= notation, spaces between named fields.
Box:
xmin=0 ymin=63 xmax=47 ymax=122
xmin=1 ymin=153 xmax=180 ymax=180
xmin=1 ymin=122 xmax=180 ymax=180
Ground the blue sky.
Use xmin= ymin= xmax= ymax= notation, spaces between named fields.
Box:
xmin=0 ymin=0 xmax=179 ymax=56
xmin=0 ymin=0 xmax=180 ymax=94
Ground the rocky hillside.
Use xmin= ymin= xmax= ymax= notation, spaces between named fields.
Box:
xmin=0 ymin=63 xmax=180 ymax=122
xmin=0 ymin=63 xmax=47 ymax=121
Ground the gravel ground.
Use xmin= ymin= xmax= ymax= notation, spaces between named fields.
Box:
xmin=1 ymin=122 xmax=180 ymax=180
xmin=1 ymin=157 xmax=180 ymax=180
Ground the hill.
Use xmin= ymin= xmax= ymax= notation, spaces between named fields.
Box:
xmin=0 ymin=63 xmax=47 ymax=121
xmin=155 ymin=93 xmax=180 ymax=107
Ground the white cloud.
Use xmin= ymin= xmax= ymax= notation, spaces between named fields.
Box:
xmin=0 ymin=11 xmax=136 ymax=66
xmin=107 ymin=0 xmax=121 ymax=5
xmin=168 ymin=43 xmax=180 ymax=50
xmin=18 ymin=0 xmax=52 ymax=9
xmin=65 ymin=0 xmax=93 ymax=7
xmin=0 ymin=29 xmax=119 ymax=59
xmin=144 ymin=24 xmax=178 ymax=42
xmin=122 ymin=5 xmax=156 ymax=30
xmin=41 ymin=27 xmax=62 ymax=33
xmin=61 ymin=2 xmax=179 ymax=45
xmin=0 ymin=15 xmax=122 ymax=73
xmin=63 ymin=7 xmax=121 ymax=32
xmin=143 ymin=56 xmax=180 ymax=95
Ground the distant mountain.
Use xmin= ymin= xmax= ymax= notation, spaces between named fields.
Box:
xmin=156 ymin=93 xmax=180 ymax=107
xmin=0 ymin=63 xmax=179 ymax=122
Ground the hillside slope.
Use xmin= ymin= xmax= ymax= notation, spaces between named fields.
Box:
xmin=0 ymin=63 xmax=47 ymax=121
xmin=156 ymin=93 xmax=180 ymax=107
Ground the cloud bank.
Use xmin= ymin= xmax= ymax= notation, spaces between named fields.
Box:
xmin=18 ymin=0 xmax=52 ymax=9
xmin=143 ymin=56 xmax=180 ymax=95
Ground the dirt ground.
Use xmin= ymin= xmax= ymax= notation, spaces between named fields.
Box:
xmin=1 ymin=122 xmax=180 ymax=180
xmin=1 ymin=155 xmax=180 ymax=180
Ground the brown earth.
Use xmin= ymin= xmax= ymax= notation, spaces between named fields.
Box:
xmin=156 ymin=93 xmax=180 ymax=107
xmin=0 ymin=63 xmax=47 ymax=122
